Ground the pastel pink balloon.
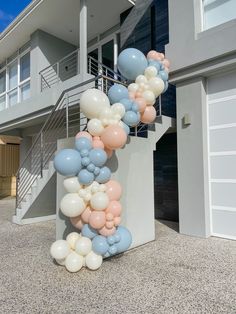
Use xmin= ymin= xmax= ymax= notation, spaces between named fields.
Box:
xmin=106 ymin=212 xmax=114 ymax=221
xmin=75 ymin=131 xmax=92 ymax=141
xmin=105 ymin=220 xmax=114 ymax=229
xmin=140 ymin=106 xmax=156 ymax=124
xmin=101 ymin=125 xmax=127 ymax=150
xmin=89 ymin=211 xmax=106 ymax=229
xmin=70 ymin=216 xmax=84 ymax=230
xmin=135 ymin=98 xmax=147 ymax=113
xmin=114 ymin=216 xmax=121 ymax=226
xmin=99 ymin=226 xmax=116 ymax=236
xmin=104 ymin=148 xmax=113 ymax=159
xmin=81 ymin=206 xmax=92 ymax=223
xmin=136 ymin=92 xmax=143 ymax=98
xmin=129 ymin=91 xmax=136 ymax=100
xmin=106 ymin=201 xmax=122 ymax=217
xmin=105 ymin=180 xmax=122 ymax=201
xmin=159 ymin=53 xmax=165 ymax=61
xmin=147 ymin=50 xmax=159 ymax=60
xmin=163 ymin=59 xmax=170 ymax=68
xmin=92 ymin=137 xmax=105 ymax=149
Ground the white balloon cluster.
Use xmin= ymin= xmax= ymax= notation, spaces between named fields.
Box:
xmin=50 ymin=232 xmax=103 ymax=272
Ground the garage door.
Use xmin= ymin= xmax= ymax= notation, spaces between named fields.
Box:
xmin=208 ymin=71 xmax=236 ymax=240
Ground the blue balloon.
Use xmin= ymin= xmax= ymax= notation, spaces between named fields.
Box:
xmin=81 ymin=157 xmax=90 ymax=167
xmin=92 ymin=235 xmax=109 ymax=255
xmin=54 ymin=149 xmax=81 ymax=176
xmin=107 ymin=235 xmax=115 ymax=245
xmin=94 ymin=167 xmax=100 ymax=176
xmin=75 ymin=137 xmax=92 ymax=152
xmin=121 ymin=122 xmax=130 ymax=135
xmin=108 ymin=245 xmax=118 ymax=255
xmin=95 ymin=166 xmax=111 ymax=183
xmin=78 ymin=169 xmax=94 ymax=185
xmin=163 ymin=81 xmax=169 ymax=94
xmin=148 ymin=59 xmax=161 ymax=72
xmin=159 ymin=70 xmax=169 ymax=81
xmin=120 ymin=98 xmax=133 ymax=111
xmin=87 ymin=163 xmax=95 ymax=173
xmin=116 ymin=226 xmax=132 ymax=253
xmin=80 ymin=149 xmax=89 ymax=157
xmin=118 ymin=48 xmax=148 ymax=80
xmin=123 ymin=111 xmax=140 ymax=127
xmin=131 ymin=103 xmax=138 ymax=113
xmin=114 ymin=232 xmax=121 ymax=243
xmin=89 ymin=148 xmax=107 ymax=167
xmin=108 ymin=84 xmax=129 ymax=104
xmin=82 ymin=224 xmax=98 ymax=239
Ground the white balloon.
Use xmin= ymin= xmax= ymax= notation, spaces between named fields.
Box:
xmin=99 ymin=184 xmax=107 ymax=192
xmin=78 ymin=189 xmax=87 ymax=198
xmin=90 ymin=192 xmax=109 ymax=211
xmin=65 ymin=252 xmax=84 ymax=272
xmin=50 ymin=240 xmax=70 ymax=260
xmin=87 ymin=118 xmax=104 ymax=136
xmin=85 ymin=251 xmax=103 ymax=270
xmin=99 ymin=107 xmax=112 ymax=120
xmin=144 ymin=66 xmax=158 ymax=79
xmin=75 ymin=237 xmax=92 ymax=256
xmin=148 ymin=77 xmax=165 ymax=97
xmin=55 ymin=258 xmax=66 ymax=266
xmin=80 ymin=89 xmax=110 ymax=119
xmin=142 ymin=90 xmax=156 ymax=105
xmin=128 ymin=83 xmax=139 ymax=93
xmin=135 ymin=75 xmax=148 ymax=85
xmin=63 ymin=177 xmax=81 ymax=193
xmin=60 ymin=193 xmax=86 ymax=217
xmin=111 ymin=103 xmax=126 ymax=118
xmin=66 ymin=232 xmax=81 ymax=250
xmin=84 ymin=192 xmax=92 ymax=202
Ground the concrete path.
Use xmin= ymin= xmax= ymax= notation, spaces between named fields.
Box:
xmin=0 ymin=197 xmax=235 ymax=314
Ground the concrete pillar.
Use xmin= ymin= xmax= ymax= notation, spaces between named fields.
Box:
xmin=176 ymin=77 xmax=211 ymax=238
xmin=79 ymin=0 xmax=88 ymax=77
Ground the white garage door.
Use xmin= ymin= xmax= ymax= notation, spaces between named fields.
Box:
xmin=208 ymin=71 xmax=236 ymax=240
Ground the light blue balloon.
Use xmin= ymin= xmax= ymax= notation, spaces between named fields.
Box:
xmin=131 ymin=103 xmax=138 ymax=113
xmin=80 ymin=149 xmax=89 ymax=157
xmin=159 ymin=70 xmax=169 ymax=81
xmin=81 ymin=224 xmax=98 ymax=239
xmin=107 ymin=235 xmax=115 ymax=245
xmin=81 ymin=157 xmax=90 ymax=167
xmin=120 ymin=98 xmax=133 ymax=111
xmin=94 ymin=167 xmax=100 ymax=176
xmin=108 ymin=245 xmax=118 ymax=255
xmin=78 ymin=169 xmax=94 ymax=185
xmin=121 ymin=122 xmax=130 ymax=135
xmin=54 ymin=149 xmax=81 ymax=176
xmin=116 ymin=226 xmax=132 ymax=254
xmin=108 ymin=84 xmax=129 ymax=104
xmin=118 ymin=48 xmax=148 ymax=80
xmin=114 ymin=233 xmax=121 ymax=243
xmin=75 ymin=137 xmax=92 ymax=152
xmin=92 ymin=235 xmax=109 ymax=255
xmin=123 ymin=111 xmax=140 ymax=127
xmin=148 ymin=59 xmax=161 ymax=72
xmin=87 ymin=163 xmax=95 ymax=173
xmin=89 ymin=148 xmax=107 ymax=167
xmin=95 ymin=166 xmax=111 ymax=183
xmin=163 ymin=81 xmax=169 ymax=94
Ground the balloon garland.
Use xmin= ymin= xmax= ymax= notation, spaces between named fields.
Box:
xmin=50 ymin=48 xmax=170 ymax=272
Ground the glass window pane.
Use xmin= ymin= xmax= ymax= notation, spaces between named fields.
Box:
xmin=21 ymin=81 xmax=30 ymax=101
xmin=20 ymin=52 xmax=30 ymax=81
xmin=203 ymin=0 xmax=236 ymax=30
xmin=102 ymin=40 xmax=114 ymax=70
xmin=9 ymin=89 xmax=18 ymax=106
xmin=9 ymin=61 xmax=18 ymax=90
xmin=0 ymin=70 xmax=6 ymax=94
xmin=0 ymin=95 xmax=6 ymax=111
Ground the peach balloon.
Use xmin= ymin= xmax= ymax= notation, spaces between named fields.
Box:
xmin=147 ymin=50 xmax=159 ymax=60
xmin=99 ymin=226 xmax=116 ymax=236
xmin=159 ymin=53 xmax=165 ymax=61
xmin=92 ymin=137 xmax=105 ymax=149
xmin=105 ymin=220 xmax=114 ymax=229
xmin=89 ymin=211 xmax=106 ymax=229
xmin=81 ymin=206 xmax=92 ymax=223
xmin=140 ymin=106 xmax=156 ymax=124
xmin=129 ymin=91 xmax=136 ymax=100
xmin=106 ymin=212 xmax=114 ymax=221
xmin=105 ymin=180 xmax=122 ymax=201
xmin=114 ymin=216 xmax=121 ymax=226
xmin=106 ymin=200 xmax=122 ymax=217
xmin=163 ymin=58 xmax=170 ymax=68
xmin=75 ymin=131 xmax=92 ymax=141
xmin=104 ymin=148 xmax=113 ymax=159
xmin=70 ymin=216 xmax=84 ymax=230
xmin=101 ymin=125 xmax=127 ymax=150
xmin=136 ymin=92 xmax=143 ymax=98
xmin=135 ymin=98 xmax=147 ymax=113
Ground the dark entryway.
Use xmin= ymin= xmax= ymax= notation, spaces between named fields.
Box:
xmin=154 ymin=133 xmax=179 ymax=222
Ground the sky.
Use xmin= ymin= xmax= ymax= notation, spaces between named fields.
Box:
xmin=0 ymin=0 xmax=31 ymax=32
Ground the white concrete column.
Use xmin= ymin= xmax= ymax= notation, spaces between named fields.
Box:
xmin=79 ymin=0 xmax=88 ymax=77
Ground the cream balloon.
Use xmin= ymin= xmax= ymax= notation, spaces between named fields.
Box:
xmin=148 ymin=77 xmax=165 ymax=97
xmin=128 ymin=83 xmax=139 ymax=93
xmin=87 ymin=118 xmax=104 ymax=136
xmin=63 ymin=177 xmax=81 ymax=193
xmin=84 ymin=192 xmax=92 ymax=202
xmin=65 ymin=252 xmax=84 ymax=272
xmin=50 ymin=240 xmax=70 ymax=260
xmin=135 ymin=75 xmax=148 ymax=85
xmin=111 ymin=103 xmax=126 ymax=118
xmin=66 ymin=232 xmax=81 ymax=250
xmin=80 ymin=89 xmax=110 ymax=119
xmin=55 ymin=258 xmax=66 ymax=266
xmin=60 ymin=193 xmax=86 ymax=218
xmin=142 ymin=90 xmax=156 ymax=106
xmin=144 ymin=66 xmax=158 ymax=79
xmin=99 ymin=107 xmax=112 ymax=121
xmin=85 ymin=251 xmax=103 ymax=270
xmin=75 ymin=237 xmax=92 ymax=256
xmin=90 ymin=192 xmax=109 ymax=211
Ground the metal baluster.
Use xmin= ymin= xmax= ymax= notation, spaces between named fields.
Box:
xmin=40 ymin=132 xmax=44 ymax=178
xmin=66 ymin=93 xmax=69 ymax=138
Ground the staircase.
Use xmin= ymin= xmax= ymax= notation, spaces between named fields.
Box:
xmin=13 ymin=55 xmax=175 ymax=225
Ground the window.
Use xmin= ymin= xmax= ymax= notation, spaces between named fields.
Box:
xmin=203 ymin=0 xmax=236 ymax=30
xmin=0 ymin=43 xmax=30 ymax=111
